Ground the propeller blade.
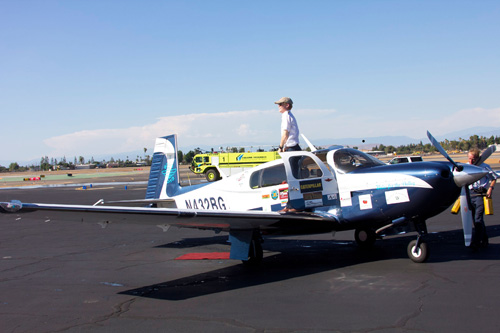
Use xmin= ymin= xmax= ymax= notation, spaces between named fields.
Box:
xmin=459 ymin=187 xmax=473 ymax=246
xmin=475 ymin=145 xmax=497 ymax=166
xmin=427 ymin=131 xmax=463 ymax=171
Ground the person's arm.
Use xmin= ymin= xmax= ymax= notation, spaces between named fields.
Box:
xmin=279 ymin=130 xmax=289 ymax=152
xmin=487 ymin=179 xmax=496 ymax=198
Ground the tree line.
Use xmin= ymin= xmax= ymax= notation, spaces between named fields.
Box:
xmin=1 ymin=146 xmax=251 ymax=173
xmin=2 ymin=135 xmax=499 ymax=173
xmin=371 ymin=135 xmax=500 ymax=155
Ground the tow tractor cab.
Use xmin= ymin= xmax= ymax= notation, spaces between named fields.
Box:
xmin=180 ymin=147 xmax=386 ymax=215
xmin=190 ymin=151 xmax=281 ymax=182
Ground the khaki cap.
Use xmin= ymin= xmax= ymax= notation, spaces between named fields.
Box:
xmin=274 ymin=97 xmax=293 ymax=105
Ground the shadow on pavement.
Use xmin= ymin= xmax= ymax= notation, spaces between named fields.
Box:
xmin=120 ymin=225 xmax=500 ymax=301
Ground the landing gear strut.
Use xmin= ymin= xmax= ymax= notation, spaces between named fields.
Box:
xmin=243 ymin=232 xmax=263 ymax=266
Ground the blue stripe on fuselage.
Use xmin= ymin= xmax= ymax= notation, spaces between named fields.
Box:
xmin=343 ymin=162 xmax=460 ymax=225
xmin=350 ymin=161 xmax=457 ymax=191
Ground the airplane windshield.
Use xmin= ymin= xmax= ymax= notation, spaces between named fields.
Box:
xmin=334 ymin=148 xmax=385 ymax=173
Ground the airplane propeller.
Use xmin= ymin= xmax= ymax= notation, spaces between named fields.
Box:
xmin=459 ymin=186 xmax=473 ymax=246
xmin=427 ymin=131 xmax=494 ymax=246
xmin=475 ymin=144 xmax=497 ymax=166
xmin=427 ymin=131 xmax=463 ymax=172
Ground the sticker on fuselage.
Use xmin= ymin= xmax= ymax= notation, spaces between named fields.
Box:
xmin=279 ymin=188 xmax=288 ymax=200
xmin=299 ymin=179 xmax=323 ymax=193
xmin=304 ymin=192 xmax=323 ymax=208
xmin=340 ymin=191 xmax=352 ymax=207
xmin=359 ymin=194 xmax=373 ymax=210
xmin=327 ymin=193 xmax=338 ymax=200
xmin=385 ymin=189 xmax=410 ymax=205
xmin=271 ymin=190 xmax=279 ymax=200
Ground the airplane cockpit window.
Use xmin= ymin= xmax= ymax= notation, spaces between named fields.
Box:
xmin=289 ymin=156 xmax=323 ymax=180
xmin=334 ymin=148 xmax=385 ymax=173
xmin=250 ymin=164 xmax=287 ymax=189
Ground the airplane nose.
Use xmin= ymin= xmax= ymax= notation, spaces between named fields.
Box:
xmin=453 ymin=164 xmax=488 ymax=187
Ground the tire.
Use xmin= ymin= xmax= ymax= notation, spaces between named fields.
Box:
xmin=205 ymin=169 xmax=220 ymax=182
xmin=354 ymin=228 xmax=376 ymax=249
xmin=407 ymin=240 xmax=429 ymax=263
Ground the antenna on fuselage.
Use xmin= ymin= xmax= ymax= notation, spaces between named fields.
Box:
xmin=301 ymin=134 xmax=317 ymax=152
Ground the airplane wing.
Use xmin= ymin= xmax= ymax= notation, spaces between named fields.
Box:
xmin=98 ymin=198 xmax=177 ymax=208
xmin=0 ymin=201 xmax=338 ymax=233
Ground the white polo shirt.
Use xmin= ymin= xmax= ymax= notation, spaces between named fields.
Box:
xmin=281 ymin=111 xmax=300 ymax=147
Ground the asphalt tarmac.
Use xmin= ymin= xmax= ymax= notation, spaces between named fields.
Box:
xmin=1 ymin=180 xmax=500 ymax=332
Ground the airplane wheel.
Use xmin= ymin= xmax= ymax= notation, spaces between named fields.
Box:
xmin=205 ymin=169 xmax=220 ymax=182
xmin=407 ymin=240 xmax=429 ymax=263
xmin=243 ymin=239 xmax=263 ymax=266
xmin=355 ymin=228 xmax=376 ymax=248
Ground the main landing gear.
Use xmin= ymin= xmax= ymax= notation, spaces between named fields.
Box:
xmin=355 ymin=219 xmax=430 ymax=263
xmin=243 ymin=232 xmax=263 ymax=266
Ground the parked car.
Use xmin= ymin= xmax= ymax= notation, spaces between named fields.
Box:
xmin=387 ymin=156 xmax=423 ymax=164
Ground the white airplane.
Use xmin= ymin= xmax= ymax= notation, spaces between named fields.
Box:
xmin=0 ymin=132 xmax=494 ymax=264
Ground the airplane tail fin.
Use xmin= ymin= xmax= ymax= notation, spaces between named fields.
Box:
xmin=145 ymin=135 xmax=181 ymax=200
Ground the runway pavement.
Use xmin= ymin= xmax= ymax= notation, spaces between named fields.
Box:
xmin=1 ymin=182 xmax=500 ymax=332
xmin=0 ymin=164 xmax=205 ymax=189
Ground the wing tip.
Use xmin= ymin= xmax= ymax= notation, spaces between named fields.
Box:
xmin=0 ymin=200 xmax=23 ymax=213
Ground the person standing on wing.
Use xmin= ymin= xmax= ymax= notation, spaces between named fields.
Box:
xmin=275 ymin=97 xmax=301 ymax=152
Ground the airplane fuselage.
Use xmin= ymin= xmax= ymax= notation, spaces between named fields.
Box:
xmin=166 ymin=150 xmax=464 ymax=236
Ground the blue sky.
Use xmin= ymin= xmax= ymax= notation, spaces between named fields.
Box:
xmin=1 ymin=1 xmax=499 ymax=165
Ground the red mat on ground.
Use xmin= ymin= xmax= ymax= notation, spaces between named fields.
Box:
xmin=175 ymin=252 xmax=230 ymax=260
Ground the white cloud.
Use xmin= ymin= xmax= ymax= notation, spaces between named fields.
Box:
xmin=235 ymin=124 xmax=253 ymax=137
xmin=436 ymin=107 xmax=500 ymax=132
xmin=299 ymin=107 xmax=500 ymax=139
xmin=43 ymin=110 xmax=281 ymax=157
xmin=37 ymin=107 xmax=500 ymax=160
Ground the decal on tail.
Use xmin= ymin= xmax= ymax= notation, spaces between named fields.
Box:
xmin=145 ymin=135 xmax=180 ymax=199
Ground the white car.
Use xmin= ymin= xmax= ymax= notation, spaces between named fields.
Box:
xmin=387 ymin=156 xmax=423 ymax=164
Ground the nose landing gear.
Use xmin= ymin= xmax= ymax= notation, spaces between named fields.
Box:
xmin=356 ymin=218 xmax=430 ymax=263
xmin=407 ymin=236 xmax=429 ymax=263
xmin=408 ymin=220 xmax=429 ymax=263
